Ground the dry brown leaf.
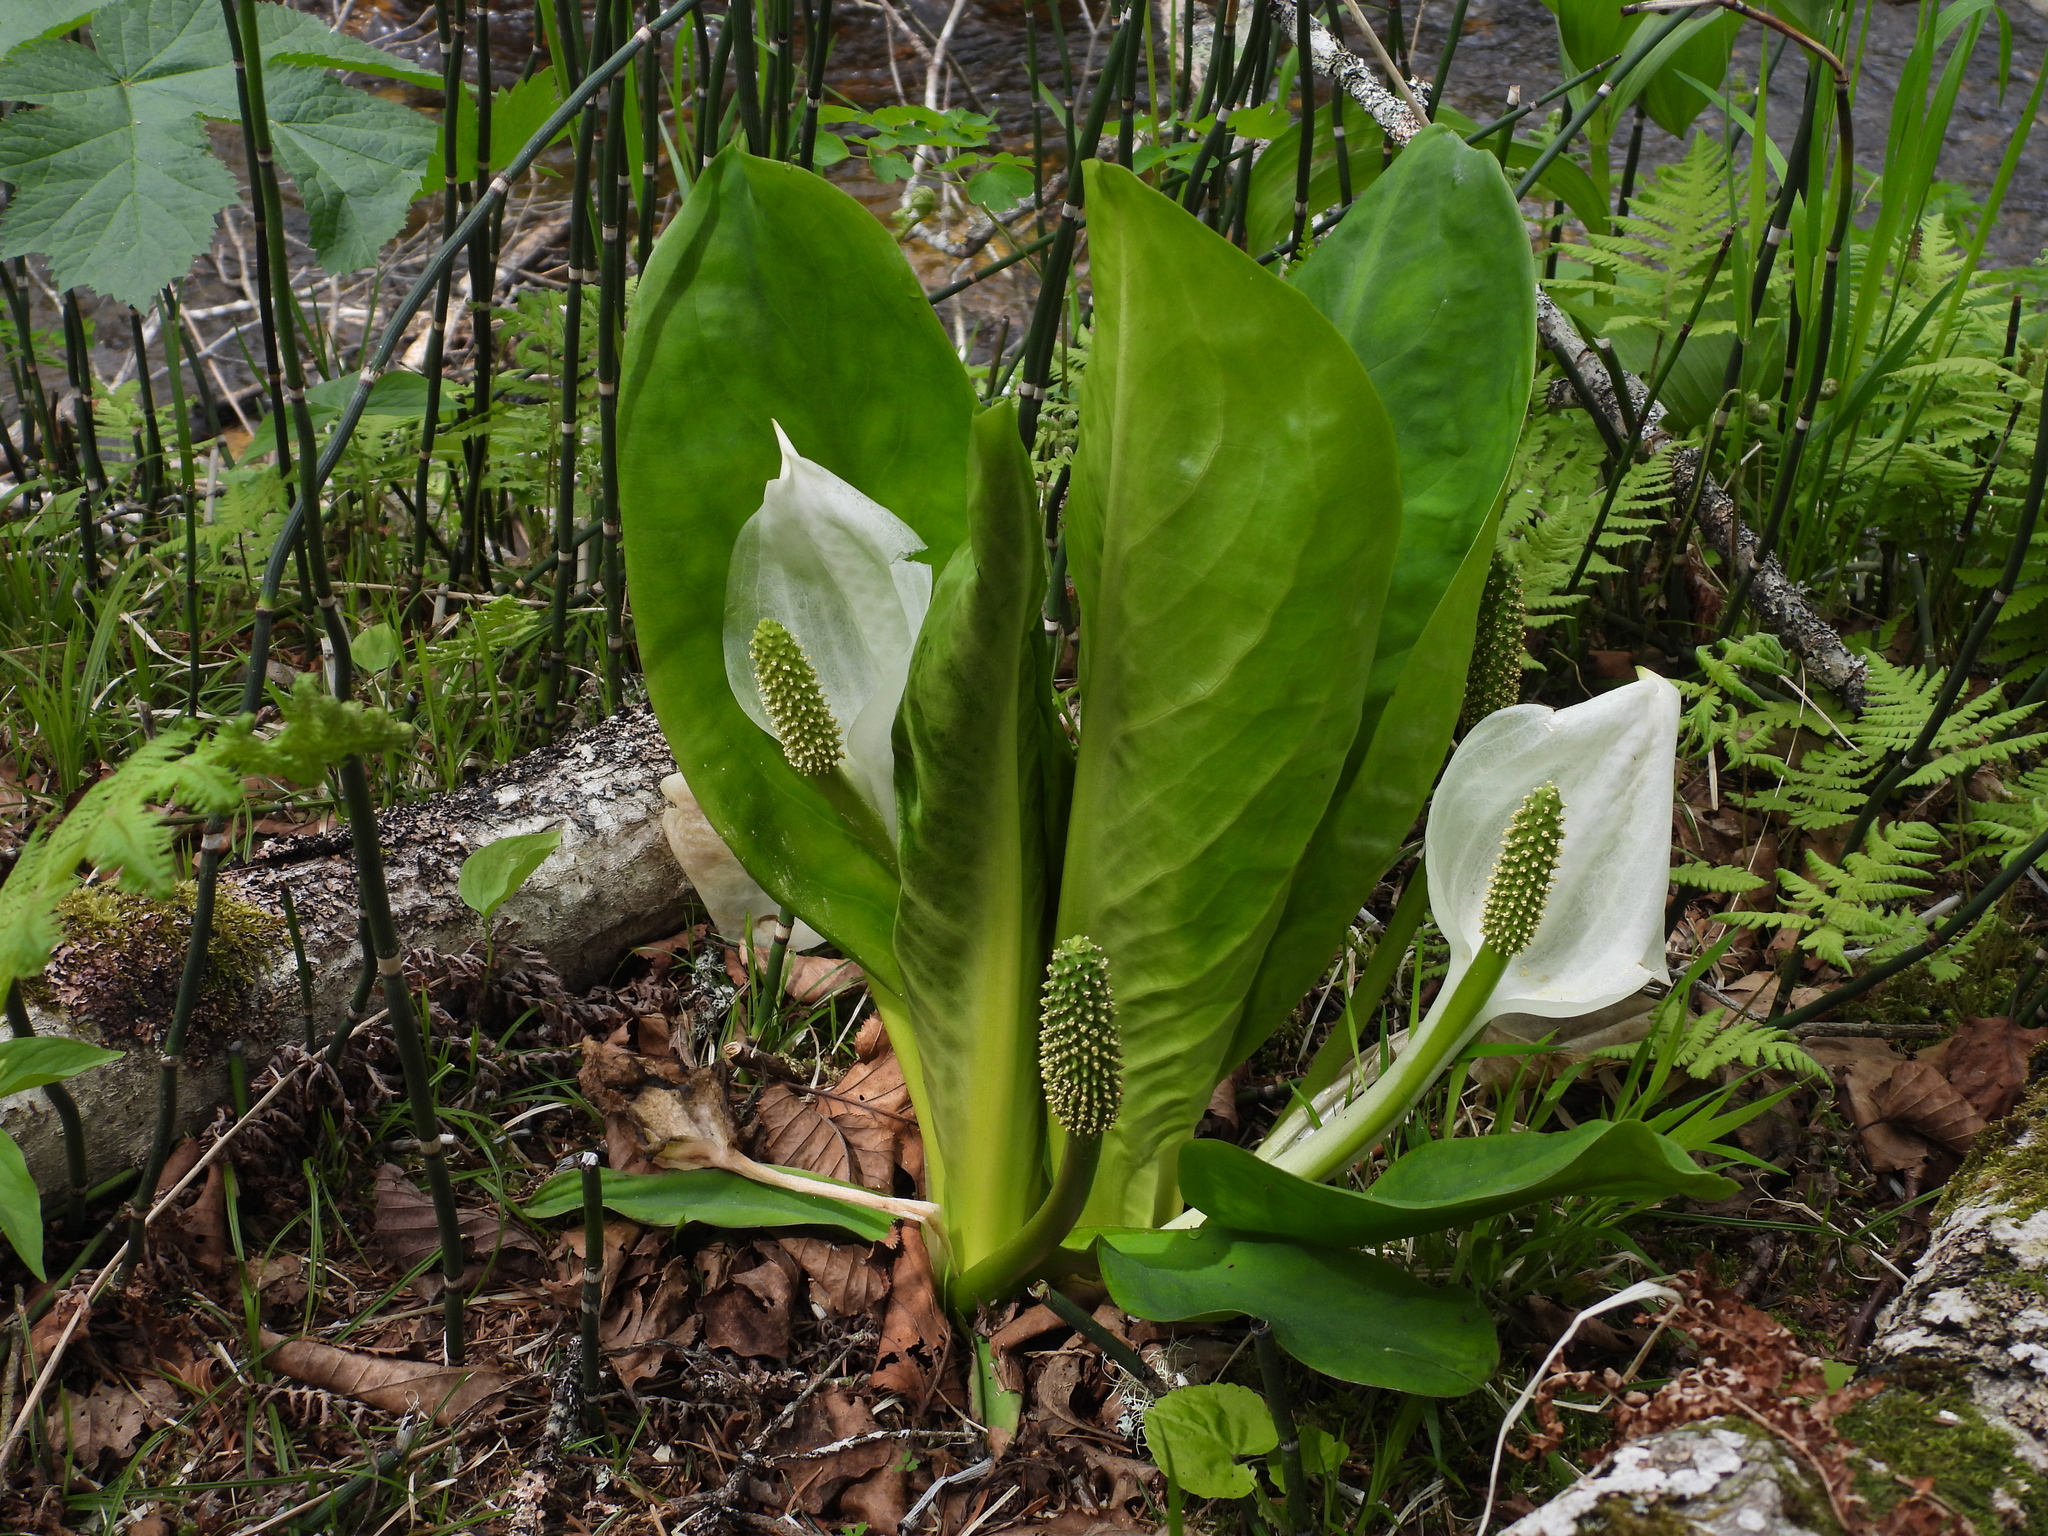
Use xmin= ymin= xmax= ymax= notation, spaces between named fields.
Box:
xmin=1029 ymin=1350 xmax=1098 ymax=1435
xmin=258 ymin=1329 xmax=513 ymax=1423
xmin=872 ymin=1225 xmax=948 ymax=1400
xmin=247 ymin=1253 xmax=308 ymax=1307
xmin=555 ymin=1217 xmax=644 ymax=1314
xmin=584 ymin=1041 xmax=935 ymax=1219
xmin=776 ymin=1235 xmax=891 ymax=1316
xmin=700 ymin=1243 xmax=801 ymax=1359
xmin=603 ymin=1255 xmax=698 ymax=1387
xmin=372 ymin=1164 xmax=543 ymax=1298
xmin=780 ymin=1387 xmax=896 ymax=1514
xmin=45 ymin=1378 xmax=179 ymax=1464
xmin=1871 ymin=1058 xmax=1985 ymax=1157
xmin=1925 ymin=1015 xmax=2048 ymax=1123
xmin=169 ymin=1163 xmax=230 ymax=1277
xmin=31 ymin=1292 xmax=89 ymax=1363
xmin=1807 ymin=1038 xmax=1936 ymax=1176
xmin=756 ymin=1084 xmax=897 ymax=1193
xmin=721 ymin=946 xmax=865 ymax=1005
xmin=990 ymin=1303 xmax=1066 ymax=1354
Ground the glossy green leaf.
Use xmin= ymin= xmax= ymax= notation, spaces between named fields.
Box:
xmin=1243 ymin=113 xmax=1385 ymax=259
xmin=1146 ymin=1384 xmax=1277 ymax=1498
xmin=0 ymin=1036 xmax=122 ymax=1101
xmin=1233 ymin=127 xmax=1532 ymax=1068
xmin=892 ymin=403 xmax=1064 ymax=1271
xmin=1180 ymin=1121 xmax=1738 ymax=1247
xmin=618 ymin=148 xmax=976 ymax=994
xmin=524 ymin=1166 xmax=895 ymax=1242
xmin=1540 ymin=0 xmax=1738 ymax=138
xmin=418 ymin=72 xmax=573 ymax=199
xmin=1100 ymin=1227 xmax=1497 ymax=1394
xmin=1060 ymin=164 xmax=1401 ymax=1228
xmin=0 ymin=1132 xmax=44 ymax=1280
xmin=457 ymin=826 xmax=564 ymax=921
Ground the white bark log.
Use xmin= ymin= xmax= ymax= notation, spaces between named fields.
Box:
xmin=2 ymin=706 xmax=691 ymax=1194
xmin=1499 ymin=1086 xmax=2048 ymax=1536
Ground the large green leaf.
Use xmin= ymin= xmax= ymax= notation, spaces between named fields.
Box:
xmin=1541 ymin=0 xmax=1738 ymax=139
xmin=0 ymin=0 xmax=435 ymax=309
xmin=892 ymin=402 xmax=1064 ymax=1272
xmin=0 ymin=1036 xmax=122 ymax=1100
xmin=1180 ymin=1122 xmax=1738 ymax=1247
xmin=0 ymin=1132 xmax=45 ymax=1280
xmin=618 ymin=148 xmax=976 ymax=993
xmin=524 ymin=1167 xmax=895 ymax=1242
xmin=1232 ymin=127 xmax=1532 ymax=1067
xmin=1100 ymin=1227 xmax=1497 ymax=1394
xmin=1059 ymin=164 xmax=1401 ymax=1228
xmin=1243 ymin=113 xmax=1385 ymax=258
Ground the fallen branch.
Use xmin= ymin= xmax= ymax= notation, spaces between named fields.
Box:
xmin=3 ymin=705 xmax=692 ymax=1195
xmin=1266 ymin=0 xmax=1870 ymax=711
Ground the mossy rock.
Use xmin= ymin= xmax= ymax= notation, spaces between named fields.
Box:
xmin=1840 ymin=1375 xmax=2044 ymax=1536
xmin=27 ymin=885 xmax=281 ymax=1050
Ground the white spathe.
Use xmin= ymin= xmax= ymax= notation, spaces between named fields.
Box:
xmin=1431 ymin=670 xmax=1680 ymax=1027
xmin=659 ymin=772 xmax=824 ymax=951
xmin=723 ymin=423 xmax=931 ymax=830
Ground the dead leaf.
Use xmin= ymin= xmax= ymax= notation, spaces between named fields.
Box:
xmin=372 ymin=1164 xmax=543 ymax=1298
xmin=1588 ymin=649 xmax=1638 ymax=680
xmin=776 ymin=1236 xmax=891 ymax=1317
xmin=554 ymin=1217 xmax=643 ymax=1314
xmin=722 ymin=946 xmax=865 ymax=1004
xmin=872 ymin=1226 xmax=948 ymax=1399
xmin=757 ymin=1084 xmax=896 ymax=1193
xmin=1807 ymin=1039 xmax=1936 ymax=1176
xmin=780 ymin=1387 xmax=896 ymax=1514
xmin=1925 ymin=1015 xmax=2048 ymax=1123
xmin=1029 ymin=1350 xmax=1098 ymax=1435
xmin=45 ymin=1378 xmax=179 ymax=1464
xmin=990 ymin=1304 xmax=1066 ymax=1354
xmin=247 ymin=1253 xmax=308 ymax=1307
xmin=1871 ymin=1060 xmax=1985 ymax=1158
xmin=700 ymin=1243 xmax=800 ymax=1359
xmin=31 ymin=1293 xmax=89 ymax=1363
xmin=171 ymin=1163 xmax=230 ymax=1276
xmin=603 ymin=1254 xmax=698 ymax=1387
xmin=258 ymin=1329 xmax=513 ymax=1423
xmin=152 ymin=1138 xmax=202 ymax=1199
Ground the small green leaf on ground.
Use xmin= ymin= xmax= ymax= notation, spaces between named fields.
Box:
xmin=457 ymin=826 xmax=564 ymax=920
xmin=1145 ymin=1383 xmax=1277 ymax=1499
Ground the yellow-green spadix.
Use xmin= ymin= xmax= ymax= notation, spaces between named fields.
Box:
xmin=723 ymin=422 xmax=931 ymax=832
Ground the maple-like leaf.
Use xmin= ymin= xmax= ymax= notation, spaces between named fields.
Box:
xmin=0 ymin=0 xmax=435 ymax=310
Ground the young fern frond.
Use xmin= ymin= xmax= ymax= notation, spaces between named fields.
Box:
xmin=1592 ymin=1007 xmax=1821 ymax=1081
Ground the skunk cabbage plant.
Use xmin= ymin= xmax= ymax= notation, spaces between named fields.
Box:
xmin=619 ymin=130 xmax=1712 ymax=1387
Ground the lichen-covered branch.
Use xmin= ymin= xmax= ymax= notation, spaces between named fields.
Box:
xmin=1537 ymin=295 xmax=1870 ymax=710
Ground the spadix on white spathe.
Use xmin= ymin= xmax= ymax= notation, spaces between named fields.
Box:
xmin=1430 ymin=669 xmax=1679 ymax=1028
xmin=724 ymin=423 xmax=932 ymax=830
xmin=659 ymin=772 xmax=824 ymax=951
xmin=1255 ymin=671 xmax=1680 ymax=1181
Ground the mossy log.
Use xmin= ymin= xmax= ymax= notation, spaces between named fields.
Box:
xmin=1503 ymin=1077 xmax=2048 ymax=1536
xmin=2 ymin=706 xmax=692 ymax=1195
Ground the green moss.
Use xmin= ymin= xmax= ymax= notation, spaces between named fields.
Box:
xmin=1945 ymin=1075 xmax=2048 ymax=1221
xmin=1578 ymin=1493 xmax=1699 ymax=1536
xmin=27 ymin=884 xmax=282 ymax=1049
xmin=1840 ymin=1381 xmax=2043 ymax=1536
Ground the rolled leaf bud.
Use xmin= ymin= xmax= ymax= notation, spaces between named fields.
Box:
xmin=1459 ymin=552 xmax=1526 ymax=733
xmin=1038 ymin=936 xmax=1122 ymax=1138
xmin=1480 ymin=781 xmax=1564 ymax=956
xmin=750 ymin=618 xmax=844 ymax=777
